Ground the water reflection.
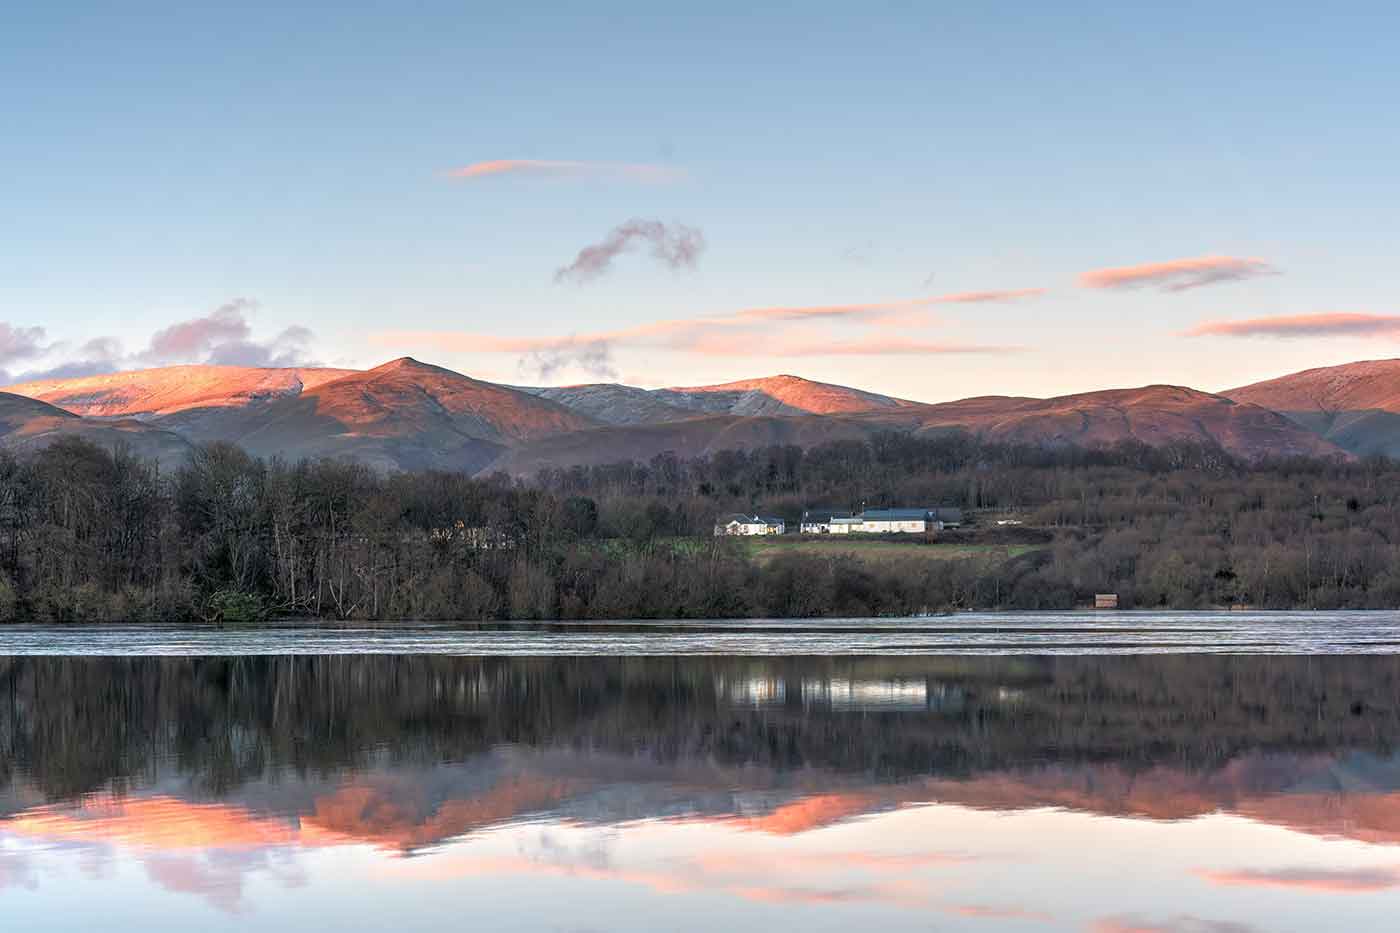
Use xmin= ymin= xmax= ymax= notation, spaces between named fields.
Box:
xmin=3 ymin=655 xmax=1400 ymax=930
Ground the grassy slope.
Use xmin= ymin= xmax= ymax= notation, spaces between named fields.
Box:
xmin=739 ymin=536 xmax=1044 ymax=565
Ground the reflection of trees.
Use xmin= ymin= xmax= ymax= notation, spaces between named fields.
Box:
xmin=3 ymin=655 xmax=1400 ymax=806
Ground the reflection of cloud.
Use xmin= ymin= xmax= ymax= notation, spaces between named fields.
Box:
xmin=1079 ymin=255 xmax=1277 ymax=292
xmin=0 ymin=848 xmax=38 ymax=891
xmin=1182 ymin=313 xmax=1400 ymax=339
xmin=1091 ymin=917 xmax=1260 ymax=933
xmin=381 ymin=847 xmax=956 ymax=910
xmin=140 ymin=848 xmax=307 ymax=914
xmin=445 ymin=160 xmax=684 ymax=183
xmin=1194 ymin=866 xmax=1400 ymax=893
xmin=949 ymin=903 xmax=1053 ymax=921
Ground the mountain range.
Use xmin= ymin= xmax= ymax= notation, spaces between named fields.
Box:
xmin=5 ymin=357 xmax=1398 ymax=473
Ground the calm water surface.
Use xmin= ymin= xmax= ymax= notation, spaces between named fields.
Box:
xmin=4 ymin=619 xmax=1400 ymax=930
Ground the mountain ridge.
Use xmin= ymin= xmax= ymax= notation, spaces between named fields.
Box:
xmin=0 ymin=360 xmax=1372 ymax=472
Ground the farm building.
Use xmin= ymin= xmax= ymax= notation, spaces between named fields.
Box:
xmin=856 ymin=508 xmax=936 ymax=534
xmin=797 ymin=506 xmax=965 ymax=535
xmin=714 ymin=514 xmax=786 ymax=536
xmin=800 ymin=509 xmax=854 ymax=534
xmin=930 ymin=507 xmax=964 ymax=528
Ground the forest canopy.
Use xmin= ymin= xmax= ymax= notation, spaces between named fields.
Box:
xmin=1 ymin=433 xmax=1398 ymax=621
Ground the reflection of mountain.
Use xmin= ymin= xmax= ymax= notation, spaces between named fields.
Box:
xmin=5 ymin=655 xmax=1400 ymax=854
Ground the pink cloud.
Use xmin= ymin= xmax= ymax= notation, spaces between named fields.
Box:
xmin=1079 ymin=255 xmax=1277 ymax=292
xmin=1193 ymin=866 xmax=1400 ymax=894
xmin=370 ymin=289 xmax=1035 ymax=367
xmin=1182 ymin=312 xmax=1400 ymax=339
xmin=686 ymin=333 xmax=1023 ymax=357
xmin=445 ymin=160 xmax=684 ymax=183
xmin=948 ymin=903 xmax=1052 ymax=921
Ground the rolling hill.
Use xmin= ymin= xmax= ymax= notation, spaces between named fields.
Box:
xmin=653 ymin=374 xmax=919 ymax=417
xmin=1225 ymin=359 xmax=1400 ymax=458
xmin=519 ymin=374 xmax=918 ymax=426
xmin=4 ymin=364 xmax=359 ymax=418
xmin=0 ymin=392 xmax=192 ymax=468
xmin=499 ymin=383 xmax=1344 ymax=472
xmin=0 ymin=361 xmax=1358 ymax=473
xmin=188 ymin=358 xmax=601 ymax=472
xmin=900 ymin=384 xmax=1343 ymax=458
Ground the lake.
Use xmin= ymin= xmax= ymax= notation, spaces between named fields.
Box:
xmin=3 ymin=616 xmax=1400 ymax=930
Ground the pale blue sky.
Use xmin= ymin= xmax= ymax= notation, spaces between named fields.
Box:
xmin=3 ymin=1 xmax=1397 ymax=400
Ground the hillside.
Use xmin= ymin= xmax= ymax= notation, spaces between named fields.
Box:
xmin=500 ymin=384 xmax=1344 ymax=472
xmin=900 ymin=385 xmax=1344 ymax=460
xmin=214 ymin=358 xmax=600 ymax=472
xmin=0 ymin=392 xmax=192 ymax=468
xmin=0 ymin=361 xmax=1355 ymax=473
xmin=655 ymin=374 xmax=918 ymax=417
xmin=520 ymin=383 xmax=698 ymax=425
xmin=4 ymin=364 xmax=359 ymax=417
xmin=1226 ymin=359 xmax=1400 ymax=457
xmin=520 ymin=374 xmax=917 ymax=426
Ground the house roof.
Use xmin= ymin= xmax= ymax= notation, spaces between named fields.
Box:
xmin=861 ymin=508 xmax=932 ymax=521
xmin=802 ymin=509 xmax=853 ymax=522
xmin=719 ymin=513 xmax=784 ymax=525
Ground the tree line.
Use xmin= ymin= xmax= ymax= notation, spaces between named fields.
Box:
xmin=1 ymin=433 xmax=1399 ymax=620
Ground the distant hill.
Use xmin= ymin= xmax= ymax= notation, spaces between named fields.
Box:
xmin=4 ymin=364 xmax=358 ymax=418
xmin=1 ymin=361 xmax=1354 ymax=473
xmin=519 ymin=383 xmax=698 ymax=425
xmin=519 ymin=374 xmax=917 ymax=426
xmin=500 ymin=383 xmax=1344 ymax=473
xmin=1226 ymin=359 xmax=1400 ymax=458
xmin=900 ymin=385 xmax=1343 ymax=459
xmin=655 ymin=374 xmax=918 ymax=417
xmin=0 ymin=392 xmax=192 ymax=469
xmin=198 ymin=358 xmax=600 ymax=473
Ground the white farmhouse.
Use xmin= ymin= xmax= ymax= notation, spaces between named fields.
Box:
xmin=714 ymin=514 xmax=786 ymax=536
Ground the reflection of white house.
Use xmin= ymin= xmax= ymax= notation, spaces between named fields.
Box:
xmin=714 ymin=514 xmax=786 ymax=536
xmin=714 ymin=673 xmax=786 ymax=708
xmin=801 ymin=676 xmax=931 ymax=711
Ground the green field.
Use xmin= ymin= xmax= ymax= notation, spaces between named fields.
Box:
xmin=740 ymin=536 xmax=1043 ymax=565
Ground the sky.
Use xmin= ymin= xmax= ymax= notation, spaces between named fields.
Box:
xmin=2 ymin=1 xmax=1398 ymax=402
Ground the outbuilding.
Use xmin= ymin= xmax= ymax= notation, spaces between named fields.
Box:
xmin=800 ymin=509 xmax=853 ymax=534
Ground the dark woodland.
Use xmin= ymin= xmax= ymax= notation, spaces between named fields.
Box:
xmin=1 ymin=433 xmax=1398 ymax=622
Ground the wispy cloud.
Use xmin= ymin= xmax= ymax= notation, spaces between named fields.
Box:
xmin=687 ymin=334 xmax=1023 ymax=357
xmin=1182 ymin=312 xmax=1400 ymax=339
xmin=370 ymin=287 xmax=1037 ymax=375
xmin=554 ymin=219 xmax=706 ymax=284
xmin=1194 ymin=866 xmax=1400 ymax=894
xmin=1080 ymin=255 xmax=1277 ymax=292
xmin=518 ymin=339 xmax=619 ymax=382
xmin=445 ymin=160 xmax=685 ymax=183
